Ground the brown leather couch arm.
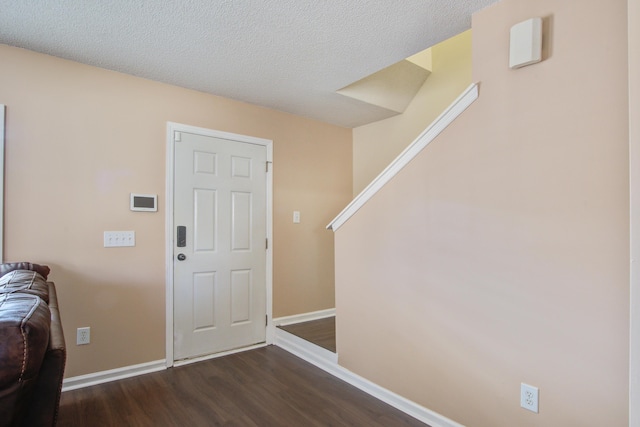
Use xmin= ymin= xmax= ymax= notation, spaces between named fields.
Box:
xmin=0 ymin=295 xmax=51 ymax=427
xmin=21 ymin=283 xmax=66 ymax=427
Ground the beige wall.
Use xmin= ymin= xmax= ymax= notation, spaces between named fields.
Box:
xmin=0 ymin=45 xmax=352 ymax=377
xmin=335 ymin=0 xmax=629 ymax=426
xmin=629 ymin=0 xmax=640 ymax=424
xmin=352 ymin=31 xmax=472 ymax=195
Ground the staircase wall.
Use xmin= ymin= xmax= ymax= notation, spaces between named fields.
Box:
xmin=334 ymin=0 xmax=629 ymax=426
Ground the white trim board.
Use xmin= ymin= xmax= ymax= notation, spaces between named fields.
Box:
xmin=62 ymin=359 xmax=166 ymax=392
xmin=62 ymin=343 xmax=268 ymax=391
xmin=274 ymin=330 xmax=464 ymax=427
xmin=274 ymin=325 xmax=338 ymax=365
xmin=327 ymin=83 xmax=479 ymax=232
xmin=273 ymin=308 xmax=335 ymax=326
xmin=0 ymin=105 xmax=5 ymax=262
xmin=165 ymin=122 xmax=274 ymax=366
xmin=62 ymin=331 xmax=463 ymax=427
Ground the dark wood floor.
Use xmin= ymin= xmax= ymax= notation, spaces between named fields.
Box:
xmin=58 ymin=346 xmax=427 ymax=426
xmin=277 ymin=317 xmax=336 ymax=353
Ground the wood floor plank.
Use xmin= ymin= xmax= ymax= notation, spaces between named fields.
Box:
xmin=58 ymin=346 xmax=427 ymax=426
xmin=278 ymin=317 xmax=336 ymax=352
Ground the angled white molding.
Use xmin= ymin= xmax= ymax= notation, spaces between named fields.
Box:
xmin=327 ymin=83 xmax=479 ymax=232
xmin=273 ymin=308 xmax=336 ymax=326
xmin=274 ymin=327 xmax=338 ymax=365
xmin=274 ymin=329 xmax=464 ymax=427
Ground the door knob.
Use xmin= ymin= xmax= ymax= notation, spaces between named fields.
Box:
xmin=177 ymin=253 xmax=186 ymax=261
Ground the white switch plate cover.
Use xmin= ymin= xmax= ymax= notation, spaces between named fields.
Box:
xmin=104 ymin=231 xmax=135 ymax=247
xmin=293 ymin=211 xmax=301 ymax=223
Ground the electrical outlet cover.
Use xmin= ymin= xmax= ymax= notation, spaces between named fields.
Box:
xmin=77 ymin=327 xmax=91 ymax=345
xmin=520 ymin=383 xmax=539 ymax=413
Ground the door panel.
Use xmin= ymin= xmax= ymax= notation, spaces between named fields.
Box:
xmin=194 ymin=189 xmax=216 ymax=251
xmin=193 ymin=272 xmax=216 ymax=330
xmin=230 ymin=269 xmax=251 ymax=323
xmin=231 ymin=191 xmax=251 ymax=250
xmin=173 ymin=131 xmax=266 ymax=360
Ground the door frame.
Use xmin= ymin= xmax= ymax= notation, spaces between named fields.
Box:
xmin=165 ymin=122 xmax=273 ymax=367
xmin=0 ymin=105 xmax=4 ymax=262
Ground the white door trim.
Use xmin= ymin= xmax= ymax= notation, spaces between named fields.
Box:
xmin=165 ymin=122 xmax=273 ymax=367
xmin=0 ymin=105 xmax=5 ymax=262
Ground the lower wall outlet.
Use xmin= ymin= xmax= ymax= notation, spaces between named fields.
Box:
xmin=520 ymin=383 xmax=539 ymax=413
xmin=77 ymin=327 xmax=91 ymax=345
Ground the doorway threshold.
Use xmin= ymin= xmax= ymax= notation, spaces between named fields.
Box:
xmin=172 ymin=342 xmax=268 ymax=367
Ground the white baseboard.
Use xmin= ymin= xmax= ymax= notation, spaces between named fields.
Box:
xmin=62 ymin=359 xmax=167 ymax=392
xmin=62 ymin=319 xmax=462 ymax=427
xmin=274 ymin=328 xmax=464 ymax=427
xmin=62 ymin=343 xmax=269 ymax=392
xmin=273 ymin=308 xmax=335 ymax=326
xmin=274 ymin=325 xmax=338 ymax=365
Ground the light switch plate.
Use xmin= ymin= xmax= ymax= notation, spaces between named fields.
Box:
xmin=104 ymin=231 xmax=135 ymax=247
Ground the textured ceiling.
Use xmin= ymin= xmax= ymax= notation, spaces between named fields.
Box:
xmin=0 ymin=0 xmax=497 ymax=128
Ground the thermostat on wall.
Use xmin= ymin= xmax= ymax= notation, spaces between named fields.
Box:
xmin=130 ymin=193 xmax=157 ymax=212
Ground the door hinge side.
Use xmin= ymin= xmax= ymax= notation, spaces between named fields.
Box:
xmin=266 ymin=315 xmax=268 ymax=326
xmin=266 ymin=238 xmax=268 ymax=249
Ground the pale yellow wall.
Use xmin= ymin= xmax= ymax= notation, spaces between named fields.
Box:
xmin=0 ymin=44 xmax=352 ymax=377
xmin=335 ymin=0 xmax=629 ymax=426
xmin=352 ymin=31 xmax=472 ymax=195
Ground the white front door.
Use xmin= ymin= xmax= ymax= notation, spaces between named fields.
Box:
xmin=173 ymin=130 xmax=267 ymax=361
